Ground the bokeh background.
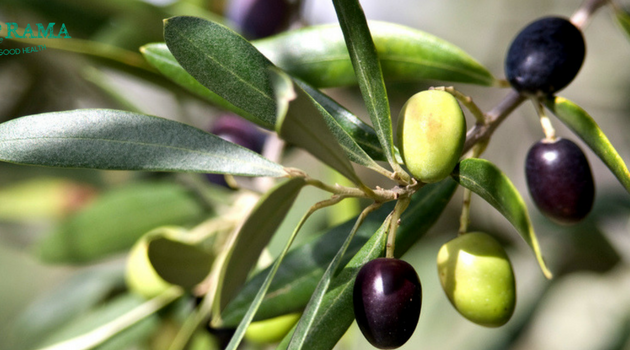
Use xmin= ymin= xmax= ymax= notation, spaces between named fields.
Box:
xmin=1 ymin=0 xmax=630 ymax=349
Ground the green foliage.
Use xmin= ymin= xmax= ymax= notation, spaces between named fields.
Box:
xmin=36 ymin=182 xmax=205 ymax=263
xmin=2 ymin=1 xmax=630 ymax=350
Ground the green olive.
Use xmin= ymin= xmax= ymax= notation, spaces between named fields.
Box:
xmin=244 ymin=313 xmax=301 ymax=344
xmin=397 ymin=90 xmax=466 ymax=183
xmin=436 ymin=232 xmax=516 ymax=327
xmin=125 ymin=234 xmax=172 ymax=299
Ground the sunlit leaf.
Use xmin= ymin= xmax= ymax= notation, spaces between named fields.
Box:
xmin=220 ymin=179 xmax=457 ymax=328
xmin=164 ymin=16 xmax=277 ymax=129
xmin=215 ymin=178 xmax=306 ymax=317
xmin=256 ymin=21 xmax=496 ymax=88
xmin=271 ymin=69 xmax=367 ymax=184
xmin=0 ymin=109 xmax=286 ymax=177
xmin=36 ymin=182 xmax=204 ymax=263
xmin=331 ymin=0 xmax=398 ymax=169
xmin=140 ymin=43 xmax=253 ymax=118
xmin=452 ymin=158 xmax=552 ymax=278
xmin=35 ymin=294 xmax=161 ymax=350
xmin=545 ymin=96 xmax=630 ymax=194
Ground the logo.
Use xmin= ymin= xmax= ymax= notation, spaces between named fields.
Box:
xmin=0 ymin=22 xmax=72 ymax=56
xmin=2 ymin=23 xmax=71 ymax=39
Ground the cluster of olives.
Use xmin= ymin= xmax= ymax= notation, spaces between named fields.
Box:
xmin=505 ymin=16 xmax=595 ymax=225
xmin=352 ymin=15 xmax=595 ymax=349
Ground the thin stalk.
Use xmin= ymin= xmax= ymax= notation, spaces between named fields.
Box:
xmin=385 ymin=197 xmax=411 ymax=258
xmin=432 ymin=86 xmax=485 ymax=124
xmin=533 ymin=100 xmax=557 ymax=141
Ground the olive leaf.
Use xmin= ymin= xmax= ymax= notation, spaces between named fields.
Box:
xmin=545 ymin=96 xmax=630 ymax=194
xmin=0 ymin=109 xmax=286 ymax=177
xmin=452 ymin=158 xmax=552 ymax=279
xmin=164 ymin=16 xmax=277 ymax=129
xmin=214 ymin=177 xmax=306 ymax=320
xmin=294 ymin=80 xmax=387 ymax=162
xmin=36 ymin=182 xmax=204 ymax=263
xmin=35 ymin=291 xmax=182 ymax=350
xmin=255 ymin=21 xmax=496 ymax=88
xmin=272 ymin=69 xmax=378 ymax=185
xmin=331 ymin=0 xmax=398 ymax=171
xmin=140 ymin=43 xmax=253 ymax=119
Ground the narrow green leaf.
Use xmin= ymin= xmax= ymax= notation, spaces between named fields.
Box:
xmin=294 ymin=80 xmax=386 ymax=162
xmin=255 ymin=21 xmax=496 ymax=88
xmin=271 ymin=69 xmax=368 ymax=185
xmin=141 ymin=43 xmax=254 ymax=119
xmin=36 ymin=290 xmax=183 ymax=350
xmin=35 ymin=294 xmax=159 ymax=350
xmin=164 ymin=16 xmax=277 ymax=129
xmin=219 ymin=180 xmax=457 ymax=328
xmin=148 ymin=232 xmax=214 ymax=289
xmin=332 ymin=0 xmax=397 ymax=169
xmin=545 ymin=96 xmax=630 ymax=193
xmin=215 ymin=178 xmax=306 ymax=317
xmin=0 ymin=109 xmax=286 ymax=177
xmin=614 ymin=7 xmax=630 ymax=42
xmin=452 ymin=158 xmax=552 ymax=278
xmin=37 ymin=182 xmax=204 ymax=263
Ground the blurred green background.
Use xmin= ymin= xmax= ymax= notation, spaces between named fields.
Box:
xmin=1 ymin=0 xmax=630 ymax=349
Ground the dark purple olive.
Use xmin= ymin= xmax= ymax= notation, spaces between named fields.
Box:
xmin=525 ymin=138 xmax=595 ymax=224
xmin=206 ymin=114 xmax=267 ymax=187
xmin=505 ymin=16 xmax=585 ymax=96
xmin=226 ymin=0 xmax=294 ymax=40
xmin=353 ymin=258 xmax=422 ymax=349
xmin=210 ymin=114 xmax=266 ymax=154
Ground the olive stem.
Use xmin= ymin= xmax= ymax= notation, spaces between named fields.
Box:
xmin=458 ymin=188 xmax=473 ymax=235
xmin=462 ymin=90 xmax=526 ymax=155
xmin=386 ymin=196 xmax=411 ymax=258
xmin=458 ymin=144 xmax=483 ymax=235
xmin=533 ymin=100 xmax=557 ymax=141
xmin=432 ymin=86 xmax=485 ymax=124
xmin=571 ymin=0 xmax=609 ymax=29
xmin=285 ymin=167 xmax=403 ymax=203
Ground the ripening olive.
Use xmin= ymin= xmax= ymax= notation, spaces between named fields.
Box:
xmin=437 ymin=232 xmax=516 ymax=327
xmin=505 ymin=16 xmax=585 ymax=95
xmin=125 ymin=235 xmax=172 ymax=299
xmin=525 ymin=138 xmax=595 ymax=224
xmin=244 ymin=313 xmax=301 ymax=344
xmin=353 ymin=258 xmax=422 ymax=349
xmin=397 ymin=90 xmax=466 ymax=183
